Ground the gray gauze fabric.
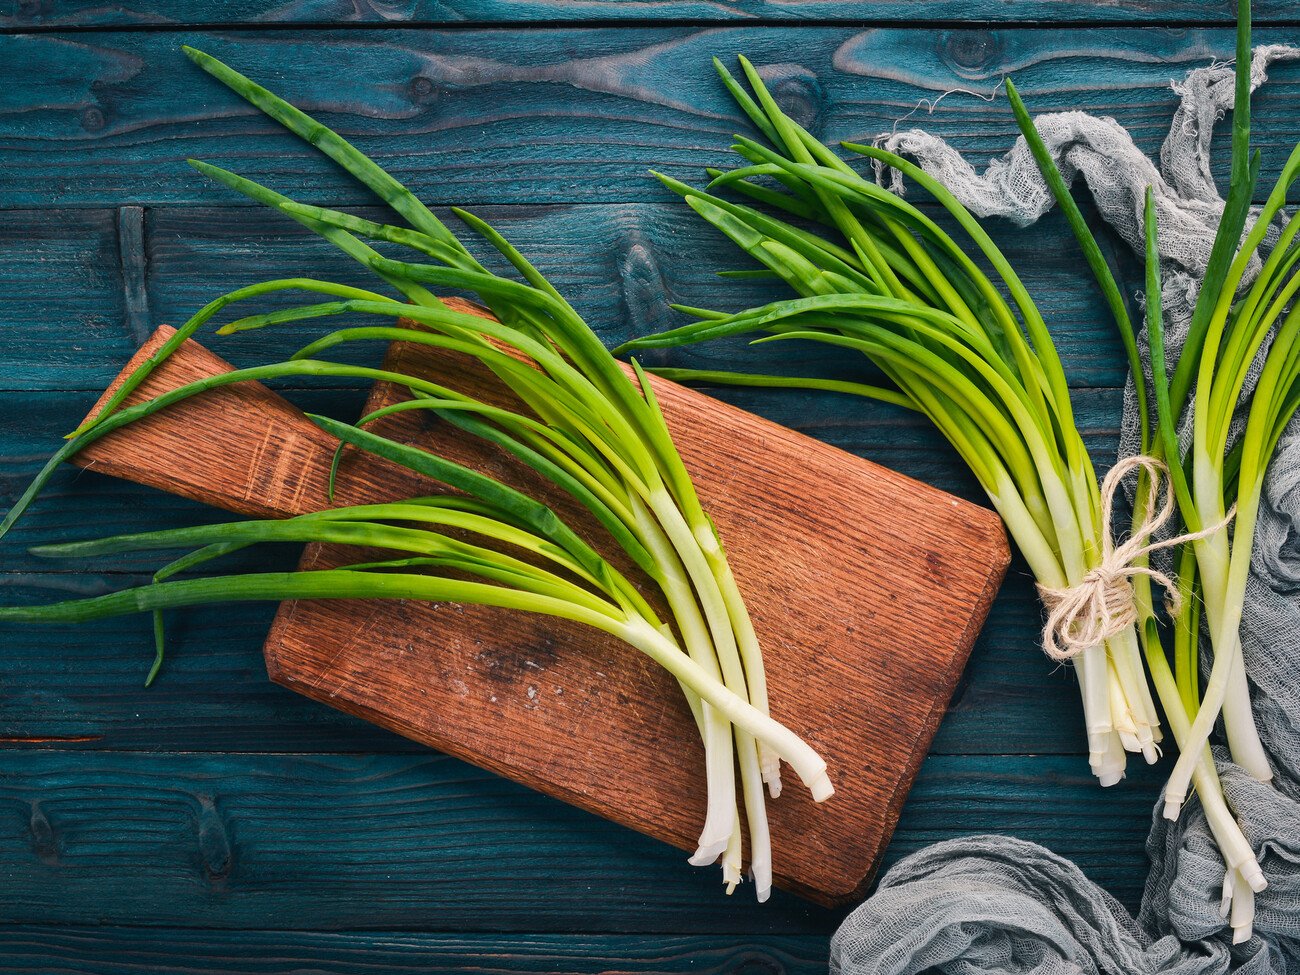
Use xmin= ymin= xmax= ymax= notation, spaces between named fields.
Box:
xmin=832 ymin=48 xmax=1300 ymax=975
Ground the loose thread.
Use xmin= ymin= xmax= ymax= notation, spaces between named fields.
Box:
xmin=1037 ymin=455 xmax=1234 ymax=662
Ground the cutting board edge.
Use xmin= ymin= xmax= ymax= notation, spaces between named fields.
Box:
xmin=86 ymin=323 xmax=180 ymax=415
xmin=263 ymin=647 xmax=793 ymax=892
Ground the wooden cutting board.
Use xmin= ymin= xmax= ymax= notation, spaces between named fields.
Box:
xmin=74 ymin=300 xmax=1009 ymax=906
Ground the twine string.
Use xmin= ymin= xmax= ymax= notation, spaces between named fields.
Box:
xmin=1036 ymin=455 xmax=1235 ymax=662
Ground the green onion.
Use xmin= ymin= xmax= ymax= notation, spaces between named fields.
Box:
xmin=1007 ymin=24 xmax=1277 ymax=930
xmin=1136 ymin=189 xmax=1265 ymax=937
xmin=0 ymin=49 xmax=838 ymax=900
xmin=620 ymin=56 xmax=1160 ymax=788
xmin=1033 ymin=3 xmax=1293 ymax=940
xmin=1144 ymin=11 xmax=1300 ymax=906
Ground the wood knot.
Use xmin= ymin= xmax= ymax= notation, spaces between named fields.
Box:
xmin=942 ymin=31 xmax=1002 ymax=73
xmin=409 ymin=76 xmax=439 ymax=104
xmin=732 ymin=952 xmax=786 ymax=975
xmin=196 ymin=794 xmax=233 ymax=883
xmin=770 ymin=73 xmax=823 ymax=137
xmin=619 ymin=234 xmax=668 ymax=341
xmin=29 ymin=802 xmax=58 ymax=865
xmin=81 ymin=107 xmax=106 ymax=132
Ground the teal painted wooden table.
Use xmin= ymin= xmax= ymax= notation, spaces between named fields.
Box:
xmin=0 ymin=4 xmax=1288 ymax=970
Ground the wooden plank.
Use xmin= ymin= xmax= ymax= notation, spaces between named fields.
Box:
xmin=0 ymin=580 xmax=396 ymax=753
xmin=0 ymin=750 xmax=1161 ymax=931
xmin=147 ymin=203 xmax=1138 ymax=390
xmin=1 ymin=28 xmax=1295 ymax=209
xmin=0 ymin=203 xmax=1136 ymax=392
xmin=0 ymin=929 xmax=832 ymax=975
xmin=59 ymin=323 xmax=1007 ymax=905
xmin=1 ymin=384 xmax=1120 ymax=756
xmin=0 ymin=570 xmax=1088 ymax=762
xmin=0 ymin=564 xmax=1087 ymax=757
xmin=0 ymin=209 xmax=131 ymax=392
xmin=0 ymin=384 xmax=1123 ymax=562
xmin=0 ymin=0 xmax=1288 ymax=29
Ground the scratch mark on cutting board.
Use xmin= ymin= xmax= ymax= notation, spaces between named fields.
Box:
xmin=243 ymin=425 xmax=276 ymax=509
xmin=308 ymin=603 xmax=392 ymax=698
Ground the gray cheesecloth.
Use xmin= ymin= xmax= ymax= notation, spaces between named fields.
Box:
xmin=831 ymin=47 xmax=1300 ymax=975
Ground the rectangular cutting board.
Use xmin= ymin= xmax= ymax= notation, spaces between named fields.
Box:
xmin=74 ymin=299 xmax=1010 ymax=906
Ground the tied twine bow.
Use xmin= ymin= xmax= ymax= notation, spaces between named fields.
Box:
xmin=1036 ymin=455 xmax=1235 ymax=662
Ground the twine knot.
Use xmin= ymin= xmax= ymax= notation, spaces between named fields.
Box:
xmin=1036 ymin=455 xmax=1234 ymax=662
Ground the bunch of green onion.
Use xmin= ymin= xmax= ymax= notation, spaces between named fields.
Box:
xmin=0 ymin=48 xmax=835 ymax=900
xmin=1131 ymin=0 xmax=1298 ymax=937
xmin=987 ymin=5 xmax=1284 ymax=935
xmin=620 ymin=57 xmax=1162 ymax=788
xmin=619 ymin=12 xmax=1285 ymax=934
